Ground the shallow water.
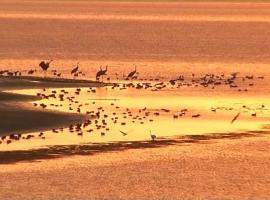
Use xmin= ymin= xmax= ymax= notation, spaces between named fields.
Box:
xmin=1 ymin=1 xmax=270 ymax=150
xmin=1 ymin=1 xmax=270 ymax=79
xmin=1 ymin=78 xmax=270 ymax=151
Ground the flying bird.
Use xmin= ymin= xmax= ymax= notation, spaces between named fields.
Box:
xmin=231 ymin=112 xmax=240 ymax=124
xmin=39 ymin=60 xmax=53 ymax=77
xmin=120 ymin=130 xmax=128 ymax=136
xmin=39 ymin=60 xmax=53 ymax=71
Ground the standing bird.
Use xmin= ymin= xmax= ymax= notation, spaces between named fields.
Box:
xmin=96 ymin=66 xmax=108 ymax=82
xmin=126 ymin=66 xmax=137 ymax=80
xmin=71 ymin=62 xmax=79 ymax=78
xmin=150 ymin=130 xmax=157 ymax=141
xmin=39 ymin=60 xmax=53 ymax=77
xmin=96 ymin=66 xmax=102 ymax=81
xmin=231 ymin=112 xmax=240 ymax=124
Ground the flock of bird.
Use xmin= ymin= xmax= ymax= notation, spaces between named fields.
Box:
xmin=0 ymin=60 xmax=265 ymax=92
xmin=0 ymin=60 xmax=136 ymax=81
xmin=0 ymin=60 xmax=268 ymax=145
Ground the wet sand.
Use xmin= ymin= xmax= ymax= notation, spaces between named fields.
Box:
xmin=1 ymin=132 xmax=270 ymax=199
xmin=0 ymin=76 xmax=105 ymax=135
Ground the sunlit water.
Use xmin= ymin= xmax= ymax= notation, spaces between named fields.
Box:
xmin=1 ymin=1 xmax=270 ymax=150
xmin=2 ymin=1 xmax=270 ymax=79
xmin=1 ymin=77 xmax=270 ymax=151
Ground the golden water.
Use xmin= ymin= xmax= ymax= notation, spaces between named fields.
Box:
xmin=1 ymin=81 xmax=269 ymax=151
xmin=1 ymin=1 xmax=270 ymax=150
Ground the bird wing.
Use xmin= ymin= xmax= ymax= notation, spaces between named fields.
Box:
xmin=71 ymin=67 xmax=78 ymax=74
xmin=231 ymin=112 xmax=240 ymax=124
xmin=127 ymin=71 xmax=135 ymax=78
xmin=96 ymin=70 xmax=103 ymax=78
xmin=39 ymin=61 xmax=45 ymax=67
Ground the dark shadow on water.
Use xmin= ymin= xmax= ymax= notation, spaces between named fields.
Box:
xmin=0 ymin=130 xmax=270 ymax=164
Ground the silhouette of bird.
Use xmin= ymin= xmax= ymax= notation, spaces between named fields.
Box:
xmin=28 ymin=69 xmax=35 ymax=75
xmin=39 ymin=60 xmax=53 ymax=77
xmin=120 ymin=130 xmax=128 ymax=136
xmin=126 ymin=66 xmax=137 ymax=80
xmin=71 ymin=62 xmax=79 ymax=77
xmin=96 ymin=66 xmax=108 ymax=82
xmin=150 ymin=131 xmax=156 ymax=141
xmin=231 ymin=112 xmax=240 ymax=124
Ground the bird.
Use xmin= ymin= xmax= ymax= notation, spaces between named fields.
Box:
xmin=120 ymin=130 xmax=128 ymax=136
xmin=192 ymin=114 xmax=201 ymax=118
xmin=96 ymin=66 xmax=108 ymax=82
xmin=96 ymin=66 xmax=103 ymax=81
xmin=39 ymin=60 xmax=53 ymax=77
xmin=126 ymin=66 xmax=137 ymax=80
xmin=150 ymin=131 xmax=156 ymax=141
xmin=71 ymin=62 xmax=79 ymax=78
xmin=28 ymin=69 xmax=35 ymax=75
xmin=231 ymin=112 xmax=240 ymax=124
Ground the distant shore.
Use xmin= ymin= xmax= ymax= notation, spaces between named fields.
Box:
xmin=0 ymin=76 xmax=107 ymax=136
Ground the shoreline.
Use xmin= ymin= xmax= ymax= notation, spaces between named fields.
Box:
xmin=1 ymin=129 xmax=269 ymax=164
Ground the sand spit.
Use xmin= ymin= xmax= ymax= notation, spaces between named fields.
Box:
xmin=0 ymin=76 xmax=106 ymax=136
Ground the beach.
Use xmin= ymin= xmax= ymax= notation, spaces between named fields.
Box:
xmin=1 ymin=0 xmax=270 ymax=199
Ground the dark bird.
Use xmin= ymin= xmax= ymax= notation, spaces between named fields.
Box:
xmin=96 ymin=66 xmax=108 ymax=82
xmin=28 ymin=69 xmax=35 ymax=75
xmin=231 ymin=112 xmax=240 ymax=124
xmin=126 ymin=66 xmax=137 ymax=80
xmin=71 ymin=62 xmax=79 ymax=76
xmin=39 ymin=60 xmax=53 ymax=76
xmin=120 ymin=130 xmax=128 ymax=136
xmin=192 ymin=114 xmax=201 ymax=118
xmin=150 ymin=131 xmax=156 ymax=141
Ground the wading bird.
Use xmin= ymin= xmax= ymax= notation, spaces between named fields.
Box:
xmin=71 ymin=62 xmax=79 ymax=78
xmin=96 ymin=66 xmax=108 ymax=82
xmin=150 ymin=130 xmax=156 ymax=141
xmin=39 ymin=60 xmax=53 ymax=77
xmin=126 ymin=66 xmax=137 ymax=80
